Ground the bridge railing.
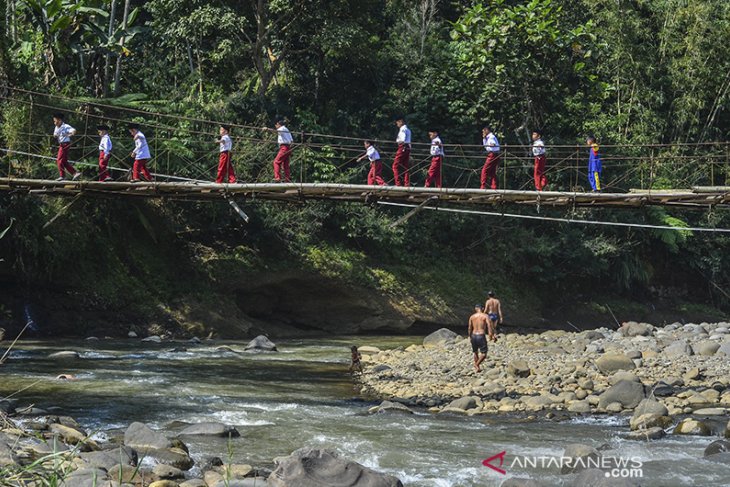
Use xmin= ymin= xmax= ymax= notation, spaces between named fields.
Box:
xmin=1 ymin=88 xmax=729 ymax=192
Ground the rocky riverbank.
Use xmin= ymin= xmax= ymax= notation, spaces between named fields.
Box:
xmin=357 ymin=322 xmax=730 ymax=439
xmin=0 ymin=411 xmax=403 ymax=487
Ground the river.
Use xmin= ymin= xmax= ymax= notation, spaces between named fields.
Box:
xmin=1 ymin=337 xmax=728 ymax=486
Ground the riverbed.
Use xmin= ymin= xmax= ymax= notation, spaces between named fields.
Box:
xmin=1 ymin=337 xmax=728 ymax=486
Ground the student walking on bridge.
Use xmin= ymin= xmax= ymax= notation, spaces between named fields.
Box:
xmin=532 ymin=129 xmax=547 ymax=191
xmin=480 ymin=126 xmax=501 ymax=189
xmin=424 ymin=129 xmax=444 ymax=188
xmin=52 ymin=113 xmax=80 ymax=181
xmin=128 ymin=124 xmax=153 ymax=182
xmin=587 ymin=136 xmax=602 ymax=192
xmin=270 ymin=120 xmax=293 ymax=183
xmin=97 ymin=124 xmax=112 ymax=182
xmin=357 ymin=140 xmax=386 ymax=186
xmin=392 ymin=116 xmax=411 ymax=186
xmin=215 ymin=125 xmax=236 ymax=184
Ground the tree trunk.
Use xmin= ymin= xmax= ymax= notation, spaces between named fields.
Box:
xmin=102 ymin=0 xmax=117 ymax=97
xmin=112 ymin=0 xmax=131 ymax=96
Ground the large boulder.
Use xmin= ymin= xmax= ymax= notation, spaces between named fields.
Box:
xmin=507 ymin=360 xmax=531 ymax=378
xmin=629 ymin=399 xmax=669 ymax=430
xmin=368 ymin=401 xmax=414 ymax=415
xmin=717 ymin=341 xmax=730 ymax=357
xmin=673 ymin=418 xmax=712 ymax=436
xmin=560 ymin=444 xmax=599 ymax=474
xmin=423 ymin=328 xmax=460 ymax=347
xmin=124 ymin=422 xmax=171 ymax=451
xmin=178 ymin=422 xmax=240 ymax=438
xmin=445 ymin=396 xmax=478 ymax=411
xmin=704 ymin=439 xmax=730 ymax=457
xmin=245 ymin=335 xmax=277 ymax=352
xmin=619 ymin=322 xmax=653 ymax=337
xmin=598 ymin=380 xmax=645 ymax=410
xmin=664 ymin=340 xmax=693 ymax=358
xmin=693 ymin=341 xmax=720 ymax=356
xmin=0 ymin=435 xmax=16 ymax=467
xmin=594 ymin=353 xmax=635 ymax=374
xmin=268 ymin=448 xmax=403 ymax=487
xmin=625 ymin=427 xmax=666 ymax=441
xmin=78 ymin=447 xmax=138 ymax=470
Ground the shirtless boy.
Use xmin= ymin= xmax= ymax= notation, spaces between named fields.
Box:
xmin=484 ymin=291 xmax=503 ymax=342
xmin=468 ymin=305 xmax=489 ymax=372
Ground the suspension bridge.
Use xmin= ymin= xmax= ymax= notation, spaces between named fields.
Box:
xmin=1 ymin=87 xmax=730 ymax=231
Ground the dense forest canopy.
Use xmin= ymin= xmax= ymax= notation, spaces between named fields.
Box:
xmin=1 ymin=0 xmax=729 ymax=328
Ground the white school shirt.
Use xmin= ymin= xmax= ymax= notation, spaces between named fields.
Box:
xmin=430 ymin=136 xmax=444 ymax=156
xmin=396 ymin=124 xmax=411 ymax=145
xmin=483 ymin=133 xmax=500 ymax=152
xmin=98 ymin=134 xmax=112 ymax=154
xmin=277 ymin=126 xmax=293 ymax=145
xmin=132 ymin=131 xmax=151 ymax=159
xmin=54 ymin=123 xmax=75 ymax=144
xmin=366 ymin=145 xmax=380 ymax=162
xmin=219 ymin=134 xmax=232 ymax=152
xmin=532 ymin=138 xmax=545 ymax=156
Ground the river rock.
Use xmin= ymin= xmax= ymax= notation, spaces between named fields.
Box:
xmin=500 ymin=479 xmax=545 ymax=487
xmin=595 ymin=353 xmax=635 ymax=374
xmin=625 ymin=426 xmax=666 ymax=441
xmin=59 ymin=468 xmax=115 ymax=487
xmin=125 ymin=422 xmax=172 ymax=451
xmin=368 ymin=401 xmax=414 ymax=414
xmin=629 ymin=399 xmax=669 ymax=430
xmin=664 ymin=340 xmax=693 ymax=358
xmin=620 ymin=322 xmax=653 ymax=337
xmin=692 ymin=408 xmax=726 ymax=416
xmin=48 ymin=351 xmax=80 ymax=360
xmin=423 ymin=328 xmax=460 ymax=347
xmin=49 ymin=423 xmax=88 ymax=448
xmin=704 ymin=439 xmax=730 ymax=457
xmin=78 ymin=446 xmax=138 ymax=469
xmin=180 ymin=481 xmax=207 ymax=487
xmin=705 ymin=452 xmax=730 ymax=465
xmin=149 ymin=481 xmax=179 ymax=487
xmin=0 ymin=436 xmax=16 ymax=467
xmin=717 ymin=341 xmax=730 ymax=356
xmin=152 ymin=464 xmax=184 ymax=480
xmin=673 ymin=418 xmax=712 ymax=436
xmin=693 ymin=341 xmax=720 ymax=356
xmin=128 ymin=331 xmax=138 ymax=338
xmin=560 ymin=444 xmax=599 ymax=474
xmin=179 ymin=422 xmax=240 ymax=438
xmin=726 ymin=419 xmax=730 ymax=438
xmin=268 ymin=448 xmax=403 ymax=486
xmin=142 ymin=335 xmax=162 ymax=343
xmin=507 ymin=360 xmax=531 ymax=378
xmin=568 ymin=401 xmax=591 ymax=413
xmin=245 ymin=335 xmax=278 ymax=352
xmin=608 ymin=371 xmax=639 ymax=385
xmin=598 ymin=380 xmax=645 ymax=410
xmin=149 ymin=447 xmax=195 ymax=470
xmin=445 ymin=396 xmax=478 ymax=411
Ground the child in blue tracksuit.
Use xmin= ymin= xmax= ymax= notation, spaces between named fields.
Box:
xmin=586 ymin=136 xmax=602 ymax=192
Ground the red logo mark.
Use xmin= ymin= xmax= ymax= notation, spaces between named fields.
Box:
xmin=482 ymin=451 xmax=507 ymax=475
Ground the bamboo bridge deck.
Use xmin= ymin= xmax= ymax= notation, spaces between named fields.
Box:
xmin=1 ymin=177 xmax=729 ymax=209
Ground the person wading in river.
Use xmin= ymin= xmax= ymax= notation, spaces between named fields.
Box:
xmin=484 ymin=291 xmax=503 ymax=342
xmin=468 ymin=305 xmax=489 ymax=372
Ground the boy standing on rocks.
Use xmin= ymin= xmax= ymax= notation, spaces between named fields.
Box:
xmin=468 ymin=305 xmax=489 ymax=372
xmin=484 ymin=291 xmax=503 ymax=342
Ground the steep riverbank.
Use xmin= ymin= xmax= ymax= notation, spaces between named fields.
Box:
xmin=1 ymin=198 xmax=728 ymax=340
